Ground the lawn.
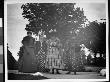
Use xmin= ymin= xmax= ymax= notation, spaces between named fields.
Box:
xmin=8 ymin=71 xmax=106 ymax=80
xmin=8 ymin=66 xmax=106 ymax=80
xmin=8 ymin=73 xmax=49 ymax=80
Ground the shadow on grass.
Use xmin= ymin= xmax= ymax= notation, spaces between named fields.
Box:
xmin=8 ymin=73 xmax=49 ymax=80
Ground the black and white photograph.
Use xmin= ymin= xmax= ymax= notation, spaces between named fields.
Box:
xmin=5 ymin=0 xmax=109 ymax=81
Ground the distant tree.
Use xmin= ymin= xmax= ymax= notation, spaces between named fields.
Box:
xmin=21 ymin=3 xmax=87 ymax=42
xmin=72 ymin=20 xmax=106 ymax=67
xmin=7 ymin=44 xmax=18 ymax=70
xmin=82 ymin=21 xmax=106 ymax=54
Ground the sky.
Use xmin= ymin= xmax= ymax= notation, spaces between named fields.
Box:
xmin=7 ymin=4 xmax=28 ymax=60
xmin=7 ymin=2 xmax=107 ymax=60
xmin=75 ymin=3 xmax=106 ymax=22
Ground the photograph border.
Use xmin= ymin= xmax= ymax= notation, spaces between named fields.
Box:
xmin=4 ymin=0 xmax=109 ymax=82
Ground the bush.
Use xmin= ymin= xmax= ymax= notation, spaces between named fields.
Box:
xmin=84 ymin=66 xmax=105 ymax=72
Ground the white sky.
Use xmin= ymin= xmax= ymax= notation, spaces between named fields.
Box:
xmin=7 ymin=4 xmax=28 ymax=60
xmin=75 ymin=3 xmax=106 ymax=22
xmin=7 ymin=2 xmax=106 ymax=60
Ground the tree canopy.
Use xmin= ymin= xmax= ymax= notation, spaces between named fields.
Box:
xmin=81 ymin=21 xmax=106 ymax=54
xmin=21 ymin=3 xmax=106 ymax=54
xmin=21 ymin=3 xmax=87 ymax=39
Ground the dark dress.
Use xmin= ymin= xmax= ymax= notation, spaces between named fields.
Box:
xmin=19 ymin=36 xmax=37 ymax=73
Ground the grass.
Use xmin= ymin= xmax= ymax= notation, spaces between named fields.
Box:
xmin=8 ymin=73 xmax=49 ymax=80
xmin=84 ymin=65 xmax=105 ymax=72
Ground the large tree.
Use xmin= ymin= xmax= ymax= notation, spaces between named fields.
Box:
xmin=82 ymin=21 xmax=106 ymax=54
xmin=21 ymin=3 xmax=87 ymax=41
xmin=21 ymin=3 xmax=88 ymax=72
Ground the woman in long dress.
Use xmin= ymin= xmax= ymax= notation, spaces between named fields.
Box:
xmin=35 ymin=40 xmax=47 ymax=72
xmin=18 ymin=31 xmax=37 ymax=73
xmin=45 ymin=36 xmax=64 ymax=74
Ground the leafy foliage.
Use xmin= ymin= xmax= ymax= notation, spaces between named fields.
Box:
xmin=81 ymin=21 xmax=106 ymax=54
xmin=21 ymin=3 xmax=87 ymax=39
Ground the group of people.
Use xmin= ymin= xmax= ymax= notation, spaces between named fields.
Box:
xmin=18 ymin=31 xmax=86 ymax=74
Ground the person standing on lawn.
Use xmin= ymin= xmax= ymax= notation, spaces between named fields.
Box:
xmin=45 ymin=36 xmax=64 ymax=74
xmin=35 ymin=30 xmax=47 ymax=72
xmin=18 ymin=31 xmax=37 ymax=73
